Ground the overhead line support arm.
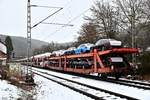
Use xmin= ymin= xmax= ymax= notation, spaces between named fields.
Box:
xmin=31 ymin=7 xmax=63 ymax=29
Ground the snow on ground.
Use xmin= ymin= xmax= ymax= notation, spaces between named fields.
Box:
xmin=34 ymin=71 xmax=124 ymax=100
xmin=33 ymin=67 xmax=150 ymax=100
xmin=0 ymin=80 xmax=23 ymax=100
xmin=120 ymin=77 xmax=150 ymax=84
xmin=33 ymin=74 xmax=93 ymax=100
xmin=0 ymin=75 xmax=93 ymax=100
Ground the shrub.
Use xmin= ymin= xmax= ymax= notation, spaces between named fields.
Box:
xmin=138 ymin=52 xmax=150 ymax=75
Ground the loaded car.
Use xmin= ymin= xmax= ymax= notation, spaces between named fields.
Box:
xmin=74 ymin=43 xmax=94 ymax=54
xmin=64 ymin=47 xmax=76 ymax=55
xmin=51 ymin=50 xmax=65 ymax=57
xmin=91 ymin=39 xmax=122 ymax=51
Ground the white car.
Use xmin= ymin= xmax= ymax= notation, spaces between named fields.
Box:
xmin=91 ymin=39 xmax=122 ymax=51
xmin=51 ymin=50 xmax=65 ymax=56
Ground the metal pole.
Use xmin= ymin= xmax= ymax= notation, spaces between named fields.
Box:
xmin=27 ymin=0 xmax=32 ymax=77
xmin=131 ymin=8 xmax=136 ymax=65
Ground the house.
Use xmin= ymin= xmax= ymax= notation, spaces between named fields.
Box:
xmin=0 ymin=42 xmax=7 ymax=65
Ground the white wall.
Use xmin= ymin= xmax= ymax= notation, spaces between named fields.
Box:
xmin=0 ymin=42 xmax=6 ymax=54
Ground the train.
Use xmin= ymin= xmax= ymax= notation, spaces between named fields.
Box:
xmin=17 ymin=39 xmax=138 ymax=79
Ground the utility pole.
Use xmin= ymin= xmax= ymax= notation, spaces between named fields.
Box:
xmin=26 ymin=0 xmax=33 ymax=83
xmin=131 ymin=7 xmax=136 ymax=66
xmin=25 ymin=1 xmax=70 ymax=82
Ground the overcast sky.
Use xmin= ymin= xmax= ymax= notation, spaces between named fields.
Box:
xmin=0 ymin=0 xmax=98 ymax=43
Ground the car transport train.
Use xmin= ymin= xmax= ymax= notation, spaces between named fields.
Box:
xmin=17 ymin=39 xmax=138 ymax=79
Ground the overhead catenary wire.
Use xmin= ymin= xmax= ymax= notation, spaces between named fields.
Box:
xmin=34 ymin=0 xmax=74 ymax=36
xmin=31 ymin=5 xmax=63 ymax=9
xmin=62 ymin=0 xmax=74 ymax=22
xmin=32 ymin=0 xmax=74 ymax=24
xmin=31 ymin=7 xmax=63 ymax=29
xmin=43 ymin=8 xmax=90 ymax=41
xmin=42 ymin=22 xmax=73 ymax=26
xmin=31 ymin=0 xmax=90 ymax=42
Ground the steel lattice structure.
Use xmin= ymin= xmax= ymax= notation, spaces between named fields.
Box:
xmin=27 ymin=0 xmax=32 ymax=76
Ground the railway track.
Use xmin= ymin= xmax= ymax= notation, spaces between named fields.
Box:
xmin=105 ymin=77 xmax=150 ymax=90
xmin=116 ymin=78 xmax=150 ymax=87
xmin=31 ymin=65 xmax=150 ymax=90
xmin=33 ymin=68 xmax=137 ymax=100
xmin=74 ymin=75 xmax=150 ymax=90
xmin=80 ymin=74 xmax=150 ymax=90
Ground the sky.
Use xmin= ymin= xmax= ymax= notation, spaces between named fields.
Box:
xmin=0 ymin=0 xmax=97 ymax=43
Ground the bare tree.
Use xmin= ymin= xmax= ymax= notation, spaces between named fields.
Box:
xmin=115 ymin=0 xmax=150 ymax=63
xmin=77 ymin=22 xmax=99 ymax=44
xmin=115 ymin=0 xmax=149 ymax=46
xmin=86 ymin=1 xmax=119 ymax=39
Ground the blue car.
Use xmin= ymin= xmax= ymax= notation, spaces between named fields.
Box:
xmin=64 ymin=47 xmax=76 ymax=55
xmin=74 ymin=43 xmax=94 ymax=54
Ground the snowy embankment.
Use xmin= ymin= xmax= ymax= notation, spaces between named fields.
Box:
xmin=32 ymin=67 xmax=150 ymax=100
xmin=0 ymin=75 xmax=92 ymax=100
xmin=0 ymin=80 xmax=21 ymax=99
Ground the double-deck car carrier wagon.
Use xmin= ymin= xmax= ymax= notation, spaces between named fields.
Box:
xmin=18 ymin=39 xmax=138 ymax=79
xmin=31 ymin=47 xmax=138 ymax=79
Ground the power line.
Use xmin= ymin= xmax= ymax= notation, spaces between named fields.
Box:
xmin=62 ymin=0 xmax=74 ymax=21
xmin=43 ymin=8 xmax=90 ymax=41
xmin=31 ymin=0 xmax=74 ymax=39
xmin=31 ymin=7 xmax=63 ymax=29
xmin=31 ymin=0 xmax=90 ymax=42
xmin=31 ymin=5 xmax=62 ymax=9
xmin=42 ymin=22 xmax=73 ymax=26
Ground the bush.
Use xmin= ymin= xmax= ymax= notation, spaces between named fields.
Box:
xmin=138 ymin=52 xmax=150 ymax=75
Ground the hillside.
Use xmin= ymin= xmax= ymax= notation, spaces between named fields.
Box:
xmin=0 ymin=34 xmax=48 ymax=57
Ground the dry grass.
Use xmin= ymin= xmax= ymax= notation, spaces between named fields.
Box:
xmin=1 ymin=64 xmax=36 ymax=91
xmin=142 ymin=75 xmax=150 ymax=81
